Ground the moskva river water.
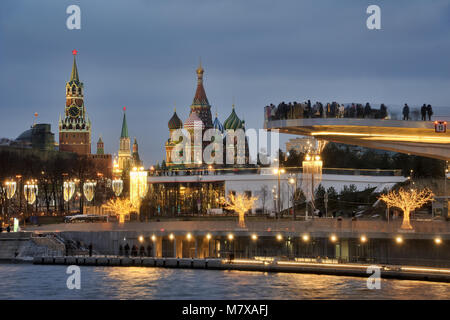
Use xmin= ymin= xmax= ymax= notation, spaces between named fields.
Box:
xmin=0 ymin=264 xmax=449 ymax=299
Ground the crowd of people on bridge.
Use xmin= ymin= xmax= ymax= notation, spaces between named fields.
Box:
xmin=265 ymin=100 xmax=388 ymax=121
xmin=265 ymin=100 xmax=435 ymax=122
xmin=402 ymin=104 xmax=433 ymax=121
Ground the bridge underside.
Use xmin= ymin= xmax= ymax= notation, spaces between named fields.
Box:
xmin=265 ymin=119 xmax=450 ymax=160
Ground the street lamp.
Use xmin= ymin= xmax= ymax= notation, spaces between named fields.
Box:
xmin=5 ymin=180 xmax=17 ymax=199
xmin=24 ymin=180 xmax=38 ymax=205
xmin=112 ymin=178 xmax=124 ymax=197
xmin=83 ymin=181 xmax=96 ymax=202
xmin=273 ymin=167 xmax=285 ymax=219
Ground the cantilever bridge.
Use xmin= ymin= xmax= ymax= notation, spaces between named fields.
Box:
xmin=264 ymin=118 xmax=450 ymax=160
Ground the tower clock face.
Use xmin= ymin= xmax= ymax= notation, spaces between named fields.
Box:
xmin=69 ymin=106 xmax=80 ymax=118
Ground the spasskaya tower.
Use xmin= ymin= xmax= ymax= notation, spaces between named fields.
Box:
xmin=59 ymin=50 xmax=91 ymax=155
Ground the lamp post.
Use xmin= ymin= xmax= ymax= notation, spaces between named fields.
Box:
xmin=273 ymin=167 xmax=285 ymax=219
xmin=15 ymin=175 xmax=22 ymax=214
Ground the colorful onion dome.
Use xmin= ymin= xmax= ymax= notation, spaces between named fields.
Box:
xmin=184 ymin=112 xmax=205 ymax=130
xmin=223 ymin=105 xmax=244 ymax=130
xmin=213 ymin=113 xmax=224 ymax=133
xmin=168 ymin=109 xmax=183 ymax=130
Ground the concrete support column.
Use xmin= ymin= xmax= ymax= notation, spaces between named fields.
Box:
xmin=156 ymin=237 xmax=163 ymax=257
xmin=173 ymin=237 xmax=177 ymax=258
xmin=194 ymin=237 xmax=198 ymax=258
xmin=175 ymin=236 xmax=183 ymax=258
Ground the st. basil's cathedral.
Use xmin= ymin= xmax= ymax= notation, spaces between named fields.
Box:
xmin=165 ymin=63 xmax=248 ymax=168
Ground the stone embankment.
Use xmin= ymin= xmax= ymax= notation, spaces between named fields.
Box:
xmin=33 ymin=256 xmax=450 ymax=283
xmin=0 ymin=232 xmax=65 ymax=261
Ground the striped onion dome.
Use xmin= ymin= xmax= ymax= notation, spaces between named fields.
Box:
xmin=168 ymin=110 xmax=183 ymax=130
xmin=184 ymin=112 xmax=204 ymax=130
xmin=213 ymin=113 xmax=224 ymax=133
xmin=223 ymin=105 xmax=244 ymax=130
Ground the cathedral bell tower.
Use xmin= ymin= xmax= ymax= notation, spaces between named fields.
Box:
xmin=59 ymin=50 xmax=91 ymax=155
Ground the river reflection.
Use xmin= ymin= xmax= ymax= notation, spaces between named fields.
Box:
xmin=0 ymin=264 xmax=449 ymax=299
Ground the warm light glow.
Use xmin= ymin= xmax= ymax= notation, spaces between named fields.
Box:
xmin=311 ymin=131 xmax=450 ymax=144
xmin=24 ymin=181 xmax=38 ymax=205
xmin=130 ymin=168 xmax=148 ymax=209
xmin=360 ymin=235 xmax=367 ymax=243
xmin=273 ymin=168 xmax=278 ymax=174
xmin=251 ymin=234 xmax=258 ymax=241
xmin=138 ymin=236 xmax=144 ymax=242
xmin=330 ymin=235 xmax=337 ymax=242
xmin=276 ymin=234 xmax=283 ymax=241
xmin=112 ymin=179 xmax=124 ymax=197
xmin=228 ymin=234 xmax=234 ymax=241
xmin=223 ymin=193 xmax=258 ymax=228
xmin=83 ymin=181 xmax=96 ymax=202
xmin=151 ymin=235 xmax=156 ymax=242
xmin=169 ymin=233 xmax=174 ymax=240
xmin=4 ymin=180 xmax=17 ymax=199
xmin=302 ymin=234 xmax=310 ymax=242
xmin=186 ymin=233 xmax=192 ymax=241
xmin=206 ymin=233 xmax=212 ymax=240
xmin=435 ymin=237 xmax=442 ymax=245
xmin=103 ymin=198 xmax=136 ymax=224
xmin=396 ymin=236 xmax=403 ymax=244
xmin=379 ymin=188 xmax=434 ymax=230
xmin=289 ymin=178 xmax=295 ymax=184
xmin=63 ymin=181 xmax=76 ymax=202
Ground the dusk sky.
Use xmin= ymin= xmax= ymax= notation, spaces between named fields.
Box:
xmin=1 ymin=0 xmax=450 ymax=166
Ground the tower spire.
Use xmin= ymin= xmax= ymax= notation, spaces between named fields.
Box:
xmin=193 ymin=61 xmax=209 ymax=106
xmin=121 ymin=107 xmax=129 ymax=138
xmin=70 ymin=50 xmax=79 ymax=82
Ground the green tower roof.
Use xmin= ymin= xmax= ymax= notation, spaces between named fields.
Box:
xmin=223 ymin=105 xmax=244 ymax=130
xmin=121 ymin=111 xmax=129 ymax=138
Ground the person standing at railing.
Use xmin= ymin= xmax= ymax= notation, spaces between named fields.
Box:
xmin=339 ymin=104 xmax=345 ymax=118
xmin=364 ymin=103 xmax=372 ymax=118
xmin=403 ymin=104 xmax=410 ymax=120
xmin=427 ymin=104 xmax=433 ymax=121
xmin=380 ymin=104 xmax=387 ymax=119
xmin=421 ymin=104 xmax=427 ymax=121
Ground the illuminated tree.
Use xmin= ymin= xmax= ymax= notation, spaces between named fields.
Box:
xmin=103 ymin=198 xmax=136 ymax=223
xmin=379 ymin=188 xmax=434 ymax=230
xmin=223 ymin=193 xmax=258 ymax=228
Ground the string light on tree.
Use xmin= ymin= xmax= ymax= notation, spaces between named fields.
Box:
xmin=379 ymin=188 xmax=434 ymax=230
xmin=222 ymin=192 xmax=258 ymax=228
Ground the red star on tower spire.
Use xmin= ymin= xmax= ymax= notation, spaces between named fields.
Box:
xmin=123 ymin=106 xmax=126 ymax=111
xmin=72 ymin=49 xmax=78 ymax=56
